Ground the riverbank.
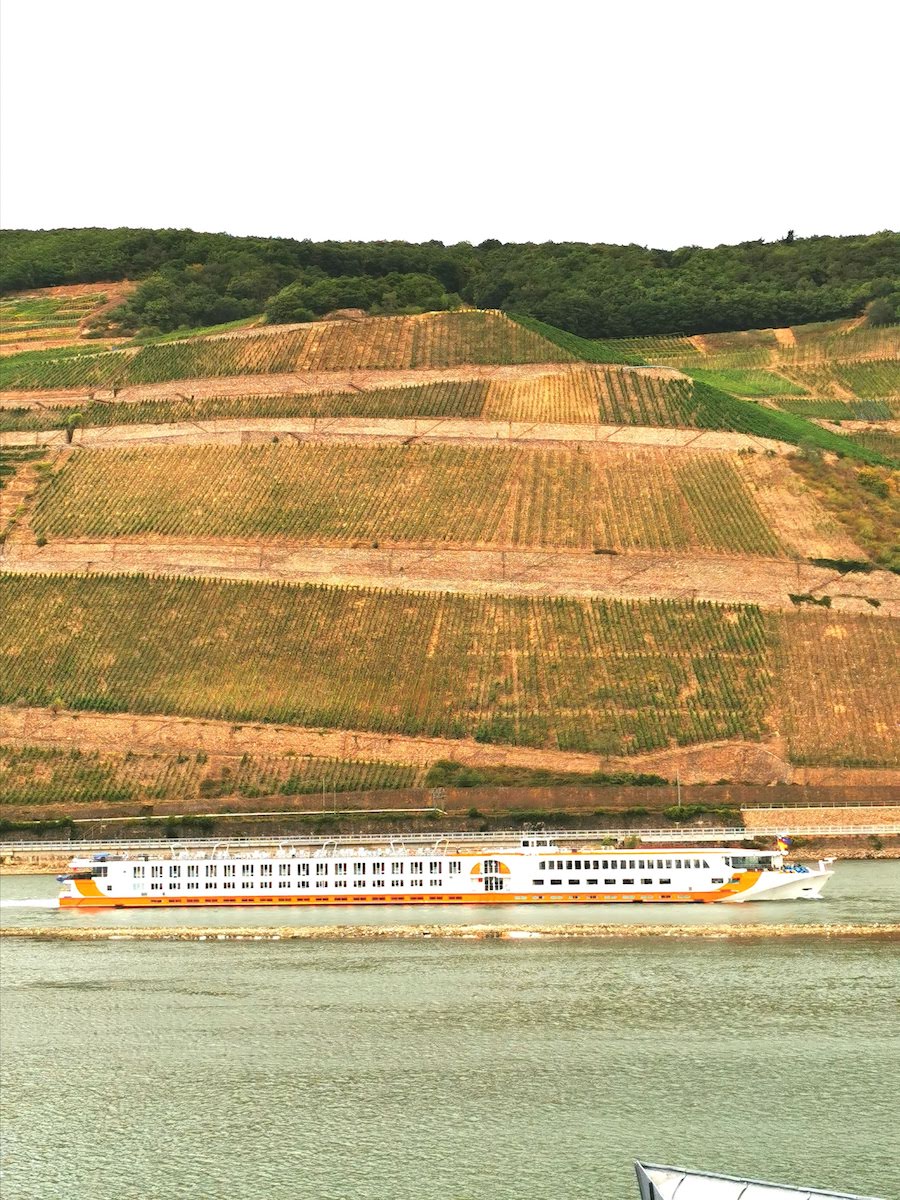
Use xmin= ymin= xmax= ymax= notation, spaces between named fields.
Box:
xmin=3 ymin=922 xmax=898 ymax=941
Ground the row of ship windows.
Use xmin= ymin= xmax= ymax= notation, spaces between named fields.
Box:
xmin=133 ymin=861 xmax=463 ymax=879
xmin=149 ymin=879 xmax=446 ymax=891
xmin=533 ymin=877 xmax=725 ymax=887
xmin=539 ymin=858 xmax=710 ymax=871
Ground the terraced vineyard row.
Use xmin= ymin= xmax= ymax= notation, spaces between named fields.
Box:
xmin=0 ymin=744 xmax=416 ymax=805
xmin=0 ymin=575 xmax=776 ymax=755
xmin=0 ymin=291 xmax=106 ymax=333
xmin=776 ymin=398 xmax=898 ymax=421
xmin=776 ymin=612 xmax=899 ymax=767
xmin=0 ymin=312 xmax=569 ymax=391
xmin=543 ymin=320 xmax=900 ymax=373
xmin=32 ymin=443 xmax=785 ymax=556
xmin=0 ymin=368 xmax=704 ymax=431
xmin=779 ymin=359 xmax=900 ymax=400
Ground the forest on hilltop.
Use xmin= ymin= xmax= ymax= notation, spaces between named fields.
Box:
xmin=1 ymin=227 xmax=898 ymax=339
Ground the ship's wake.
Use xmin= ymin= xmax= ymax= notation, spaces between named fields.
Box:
xmin=0 ymin=898 xmax=59 ymax=909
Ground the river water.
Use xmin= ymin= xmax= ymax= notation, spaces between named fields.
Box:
xmin=1 ymin=863 xmax=898 ymax=1199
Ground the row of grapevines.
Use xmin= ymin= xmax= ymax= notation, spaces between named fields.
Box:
xmin=0 ymin=574 xmax=776 ymax=755
xmin=32 ymin=442 xmax=787 ymax=557
xmin=0 ymin=311 xmax=568 ymax=391
xmin=0 ymin=743 xmax=417 ymax=804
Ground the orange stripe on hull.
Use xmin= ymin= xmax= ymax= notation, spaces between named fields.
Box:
xmin=60 ymin=875 xmax=761 ymax=909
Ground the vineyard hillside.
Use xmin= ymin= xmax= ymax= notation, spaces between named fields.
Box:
xmin=1 ymin=303 xmax=897 ymax=818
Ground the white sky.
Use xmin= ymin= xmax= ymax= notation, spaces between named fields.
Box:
xmin=1 ymin=0 xmax=897 ymax=249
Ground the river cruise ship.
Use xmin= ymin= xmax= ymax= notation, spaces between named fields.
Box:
xmin=57 ymin=837 xmax=834 ymax=908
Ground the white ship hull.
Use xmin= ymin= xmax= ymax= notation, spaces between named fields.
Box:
xmin=58 ymin=838 xmax=835 ymax=909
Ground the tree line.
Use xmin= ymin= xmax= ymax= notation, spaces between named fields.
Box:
xmin=1 ymin=226 xmax=898 ymax=338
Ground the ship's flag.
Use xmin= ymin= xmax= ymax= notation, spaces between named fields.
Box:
xmin=776 ymin=834 xmax=793 ymax=853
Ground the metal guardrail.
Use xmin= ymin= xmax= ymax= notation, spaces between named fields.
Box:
xmin=2 ymin=826 xmax=898 ymax=855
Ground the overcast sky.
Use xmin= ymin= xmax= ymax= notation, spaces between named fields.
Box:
xmin=1 ymin=0 xmax=896 ymax=249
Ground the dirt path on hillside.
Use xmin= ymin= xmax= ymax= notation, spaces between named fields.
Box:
xmin=3 ymin=539 xmax=896 ymax=615
xmin=773 ymin=328 xmax=797 ymax=349
xmin=1 ymin=415 xmax=793 ymax=455
xmin=3 ymin=706 xmax=897 ymax=789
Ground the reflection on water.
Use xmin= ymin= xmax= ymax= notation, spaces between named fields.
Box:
xmin=1 ymin=864 xmax=898 ymax=1200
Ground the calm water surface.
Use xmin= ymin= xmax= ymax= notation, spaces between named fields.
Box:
xmin=1 ymin=863 xmax=898 ymax=1199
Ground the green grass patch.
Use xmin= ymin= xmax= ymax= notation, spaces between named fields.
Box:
xmin=685 ymin=367 xmax=806 ymax=397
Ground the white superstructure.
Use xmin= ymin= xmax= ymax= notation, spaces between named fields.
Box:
xmin=58 ymin=837 xmax=834 ymax=907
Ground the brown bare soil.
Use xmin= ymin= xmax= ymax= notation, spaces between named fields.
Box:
xmin=773 ymin=327 xmax=798 ymax=349
xmin=743 ymin=806 xmax=900 ymax=831
xmin=2 ymin=706 xmax=897 ymax=790
xmin=1 ymin=415 xmax=793 ymax=456
xmin=3 ymin=540 xmax=896 ymax=615
xmin=739 ymin=452 xmax=867 ymax=560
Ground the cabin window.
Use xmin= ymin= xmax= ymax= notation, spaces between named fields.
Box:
xmin=637 ymin=859 xmax=645 ymax=869
xmin=299 ymin=863 xmax=310 ymax=876
xmin=169 ymin=865 xmax=181 ymax=878
xmin=550 ymin=879 xmax=562 ymax=885
xmin=241 ymin=864 xmax=253 ymax=876
xmin=151 ymin=865 xmax=163 ymax=878
xmin=628 ymin=859 xmax=636 ymax=869
xmin=316 ymin=863 xmax=328 ymax=877
xmin=712 ymin=878 xmax=724 ymax=884
xmin=623 ymin=878 xmax=634 ymax=885
xmin=224 ymin=864 xmax=236 ymax=877
xmin=300 ymin=881 xmax=309 ymax=889
xmin=693 ymin=859 xmax=701 ymax=869
xmin=354 ymin=863 xmax=366 ymax=876
xmin=392 ymin=863 xmax=404 ymax=876
xmin=187 ymin=882 xmax=199 ymax=890
xmin=539 ymin=860 xmax=546 ymax=870
xmin=260 ymin=863 xmax=272 ymax=877
xmin=665 ymin=859 xmax=672 ymax=869
xmin=223 ymin=881 xmax=235 ymax=889
xmin=353 ymin=879 xmax=366 ymax=888
xmin=187 ymin=865 xmax=199 ymax=878
xmin=410 ymin=862 xmax=423 ymax=876
xmin=242 ymin=880 xmax=253 ymax=889
xmin=565 ymin=860 xmax=573 ymax=870
xmin=604 ymin=878 xmax=615 ymax=885
xmin=429 ymin=861 xmax=441 ymax=874
xmin=169 ymin=882 xmax=180 ymax=891
xmin=133 ymin=865 xmax=145 ymax=879
xmin=532 ymin=879 xmax=544 ymax=886
xmin=568 ymin=878 xmax=579 ymax=885
xmin=260 ymin=880 xmax=272 ymax=889
xmin=279 ymin=880 xmax=291 ymax=889
xmin=279 ymin=863 xmax=290 ymax=876
xmin=430 ymin=879 xmax=441 ymax=888
xmin=586 ymin=878 xmax=598 ymax=885
xmin=316 ymin=880 xmax=328 ymax=889
xmin=448 ymin=861 xmax=461 ymax=875
xmin=334 ymin=863 xmax=347 ymax=877
xmin=204 ymin=865 xmax=217 ymax=879
xmin=372 ymin=862 xmax=385 ymax=875
xmin=674 ymin=859 xmax=682 ymax=869
xmin=372 ymin=879 xmax=385 ymax=888
xmin=641 ymin=878 xmax=652 ymax=885
xmin=151 ymin=882 xmax=162 ymax=891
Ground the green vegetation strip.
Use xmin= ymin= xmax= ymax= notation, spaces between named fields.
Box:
xmin=0 ymin=575 xmax=773 ymax=755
